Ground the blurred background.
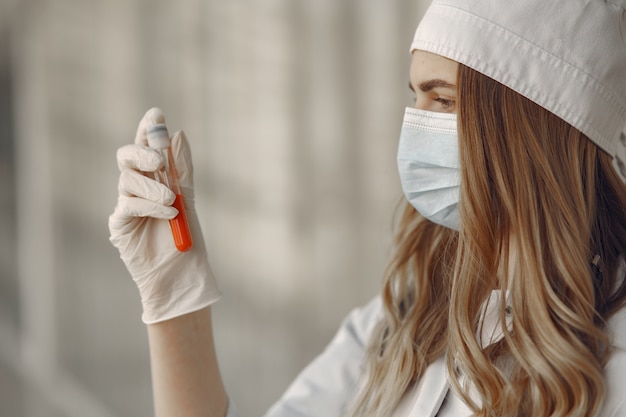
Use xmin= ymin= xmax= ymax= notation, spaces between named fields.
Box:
xmin=0 ymin=0 xmax=428 ymax=415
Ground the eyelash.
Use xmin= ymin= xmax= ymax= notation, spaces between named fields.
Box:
xmin=408 ymin=88 xmax=456 ymax=111
xmin=435 ymin=98 xmax=455 ymax=109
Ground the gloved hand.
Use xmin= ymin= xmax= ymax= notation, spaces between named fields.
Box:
xmin=109 ymin=108 xmax=221 ymax=324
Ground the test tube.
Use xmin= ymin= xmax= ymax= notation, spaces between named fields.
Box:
xmin=146 ymin=123 xmax=193 ymax=252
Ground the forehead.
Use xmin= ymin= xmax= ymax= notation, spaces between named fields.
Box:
xmin=410 ymin=49 xmax=459 ymax=86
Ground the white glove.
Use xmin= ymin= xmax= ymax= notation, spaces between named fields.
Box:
xmin=109 ymin=108 xmax=221 ymax=324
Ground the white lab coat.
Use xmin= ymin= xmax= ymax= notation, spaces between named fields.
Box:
xmin=227 ymin=294 xmax=626 ymax=417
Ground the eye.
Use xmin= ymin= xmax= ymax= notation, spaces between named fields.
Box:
xmin=434 ymin=97 xmax=456 ymax=112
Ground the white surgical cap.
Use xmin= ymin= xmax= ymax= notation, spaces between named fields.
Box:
xmin=411 ymin=0 xmax=626 ymax=183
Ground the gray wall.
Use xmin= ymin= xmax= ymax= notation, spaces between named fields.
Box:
xmin=0 ymin=0 xmax=428 ymax=416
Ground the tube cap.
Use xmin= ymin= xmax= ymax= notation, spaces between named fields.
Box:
xmin=146 ymin=124 xmax=171 ymax=149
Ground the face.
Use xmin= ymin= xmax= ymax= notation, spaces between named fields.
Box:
xmin=409 ymin=49 xmax=459 ymax=114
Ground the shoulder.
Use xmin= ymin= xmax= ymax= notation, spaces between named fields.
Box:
xmin=315 ymin=296 xmax=384 ymax=357
xmin=262 ymin=297 xmax=384 ymax=417
xmin=338 ymin=296 xmax=384 ymax=347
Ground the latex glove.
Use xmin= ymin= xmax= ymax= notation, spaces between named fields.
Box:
xmin=109 ymin=108 xmax=221 ymax=324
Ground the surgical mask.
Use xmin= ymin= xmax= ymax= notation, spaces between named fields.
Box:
xmin=397 ymin=107 xmax=461 ymax=230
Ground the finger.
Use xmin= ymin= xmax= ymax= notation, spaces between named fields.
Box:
xmin=170 ymin=130 xmax=194 ymax=189
xmin=116 ymin=194 xmax=178 ymax=220
xmin=117 ymin=144 xmax=164 ymax=172
xmin=135 ymin=107 xmax=166 ymax=147
xmin=118 ymin=169 xmax=176 ymax=206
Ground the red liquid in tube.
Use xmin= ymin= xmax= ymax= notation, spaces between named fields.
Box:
xmin=170 ymin=194 xmax=193 ymax=252
xmin=147 ymin=123 xmax=193 ymax=252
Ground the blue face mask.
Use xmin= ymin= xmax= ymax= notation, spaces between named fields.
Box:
xmin=397 ymin=107 xmax=461 ymax=230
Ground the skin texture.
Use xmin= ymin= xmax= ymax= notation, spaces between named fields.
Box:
xmin=409 ymin=50 xmax=459 ymax=113
xmin=147 ymin=307 xmax=229 ymax=417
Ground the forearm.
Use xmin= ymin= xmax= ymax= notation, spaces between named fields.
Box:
xmin=110 ymin=110 xmax=227 ymax=415
xmin=147 ymin=306 xmax=228 ymax=417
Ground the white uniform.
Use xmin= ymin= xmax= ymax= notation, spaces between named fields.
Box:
xmin=227 ymin=294 xmax=626 ymax=417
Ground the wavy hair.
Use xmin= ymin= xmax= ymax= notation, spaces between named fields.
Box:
xmin=348 ymin=64 xmax=626 ymax=417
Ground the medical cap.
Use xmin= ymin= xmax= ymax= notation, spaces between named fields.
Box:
xmin=411 ymin=0 xmax=626 ymax=183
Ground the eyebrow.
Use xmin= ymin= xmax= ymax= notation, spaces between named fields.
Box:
xmin=409 ymin=79 xmax=457 ymax=92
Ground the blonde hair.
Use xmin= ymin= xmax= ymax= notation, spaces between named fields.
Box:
xmin=349 ymin=64 xmax=626 ymax=417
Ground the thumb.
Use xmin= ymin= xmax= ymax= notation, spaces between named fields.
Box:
xmin=170 ymin=130 xmax=195 ymax=190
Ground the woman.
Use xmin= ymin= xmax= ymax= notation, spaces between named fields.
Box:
xmin=109 ymin=0 xmax=626 ymax=416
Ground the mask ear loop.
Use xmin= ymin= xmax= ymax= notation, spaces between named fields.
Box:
xmin=592 ymin=254 xmax=602 ymax=269
xmin=591 ymin=255 xmax=604 ymax=298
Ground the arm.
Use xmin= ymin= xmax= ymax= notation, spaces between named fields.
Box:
xmin=109 ymin=108 xmax=225 ymax=415
xmin=148 ymin=307 xmax=228 ymax=417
